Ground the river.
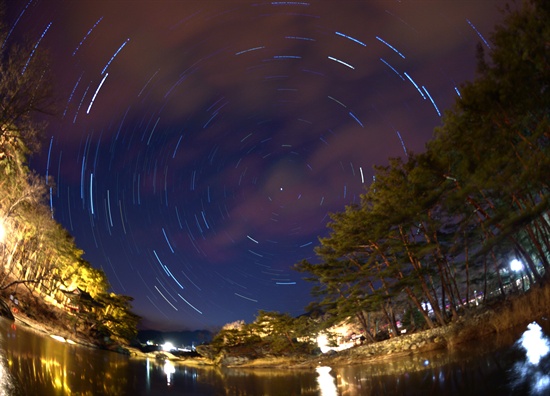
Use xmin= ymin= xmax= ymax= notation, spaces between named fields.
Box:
xmin=1 ymin=317 xmax=549 ymax=395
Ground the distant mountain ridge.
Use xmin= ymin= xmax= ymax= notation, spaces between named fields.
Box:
xmin=137 ymin=329 xmax=213 ymax=348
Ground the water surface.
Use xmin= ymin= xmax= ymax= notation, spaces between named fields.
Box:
xmin=1 ymin=317 xmax=549 ymax=395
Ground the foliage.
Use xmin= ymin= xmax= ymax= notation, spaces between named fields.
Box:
xmin=0 ymin=15 xmax=139 ymax=344
xmin=0 ymin=5 xmax=56 ymax=156
xmin=211 ymin=310 xmax=317 ymax=357
xmin=295 ymin=0 xmax=549 ymax=340
xmin=211 ymin=0 xmax=550 ymax=355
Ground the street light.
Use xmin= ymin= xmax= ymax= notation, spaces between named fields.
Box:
xmin=510 ymin=259 xmax=525 ymax=291
xmin=162 ymin=341 xmax=175 ymax=352
xmin=510 ymin=259 xmax=523 ymax=272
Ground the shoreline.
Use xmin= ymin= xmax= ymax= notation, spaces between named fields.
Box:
xmin=214 ymin=317 xmax=541 ymax=371
xmin=12 ymin=312 xmax=98 ymax=349
xmin=4 ymin=281 xmax=550 ymax=370
xmin=211 ymin=282 xmax=550 ymax=369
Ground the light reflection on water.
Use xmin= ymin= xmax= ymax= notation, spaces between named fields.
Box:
xmin=163 ymin=360 xmax=176 ymax=385
xmin=0 ymin=317 xmax=549 ymax=395
xmin=332 ymin=320 xmax=550 ymax=396
xmin=0 ymin=328 xmax=15 ymax=396
xmin=0 ymin=319 xmax=130 ymax=395
xmin=510 ymin=322 xmax=550 ymax=395
xmin=316 ymin=366 xmax=338 ymax=396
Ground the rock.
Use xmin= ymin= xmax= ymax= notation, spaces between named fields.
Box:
xmin=155 ymin=352 xmax=168 ymax=361
xmin=116 ymin=346 xmax=130 ymax=355
xmin=196 ymin=344 xmax=216 ymax=360
xmin=0 ymin=298 xmax=15 ymax=321
xmin=221 ymin=355 xmax=250 ymax=366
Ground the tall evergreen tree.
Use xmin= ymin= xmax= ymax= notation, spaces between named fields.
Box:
xmin=296 ymin=0 xmax=549 ymax=336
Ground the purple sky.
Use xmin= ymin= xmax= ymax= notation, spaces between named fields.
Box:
xmin=6 ymin=0 xmax=507 ymax=330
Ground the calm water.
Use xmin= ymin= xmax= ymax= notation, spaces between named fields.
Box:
xmin=1 ymin=317 xmax=549 ymax=395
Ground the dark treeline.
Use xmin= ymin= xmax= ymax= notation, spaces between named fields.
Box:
xmin=295 ymin=0 xmax=549 ymax=341
xmin=0 ymin=6 xmax=139 ymax=345
xmin=203 ymin=0 xmax=549 ymax=358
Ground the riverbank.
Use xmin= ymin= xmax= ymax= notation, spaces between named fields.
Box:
xmin=3 ymin=280 xmax=549 ymax=369
xmin=210 ymin=281 xmax=550 ymax=369
xmin=11 ymin=309 xmax=98 ymax=349
xmin=0 ymin=285 xmax=105 ymax=350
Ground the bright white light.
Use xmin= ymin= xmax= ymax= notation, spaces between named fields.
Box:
xmin=0 ymin=353 xmax=14 ymax=394
xmin=49 ymin=334 xmax=66 ymax=343
xmin=0 ymin=220 xmax=5 ymax=243
xmin=513 ymin=322 xmax=550 ymax=394
xmin=520 ymin=322 xmax=549 ymax=365
xmin=316 ymin=366 xmax=338 ymax=396
xmin=317 ymin=334 xmax=330 ymax=354
xmin=164 ymin=361 xmax=175 ymax=386
xmin=511 ymin=259 xmax=523 ymax=272
xmin=162 ymin=342 xmax=174 ymax=352
xmin=146 ymin=358 xmax=151 ymax=388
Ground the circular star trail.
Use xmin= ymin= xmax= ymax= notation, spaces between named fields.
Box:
xmin=6 ymin=0 xmax=506 ymax=330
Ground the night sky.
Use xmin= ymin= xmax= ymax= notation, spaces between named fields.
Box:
xmin=6 ymin=0 xmax=506 ymax=331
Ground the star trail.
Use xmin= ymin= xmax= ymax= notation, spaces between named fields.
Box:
xmin=5 ymin=0 xmax=506 ymax=331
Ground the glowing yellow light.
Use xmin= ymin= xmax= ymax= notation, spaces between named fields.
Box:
xmin=0 ymin=220 xmax=5 ymax=243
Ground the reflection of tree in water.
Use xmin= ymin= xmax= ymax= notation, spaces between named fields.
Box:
xmin=162 ymin=364 xmax=321 ymax=395
xmin=2 ymin=325 xmax=129 ymax=395
xmin=3 ymin=320 xmax=549 ymax=395
xmin=0 ymin=333 xmax=17 ymax=395
xmin=333 ymin=321 xmax=550 ymax=396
